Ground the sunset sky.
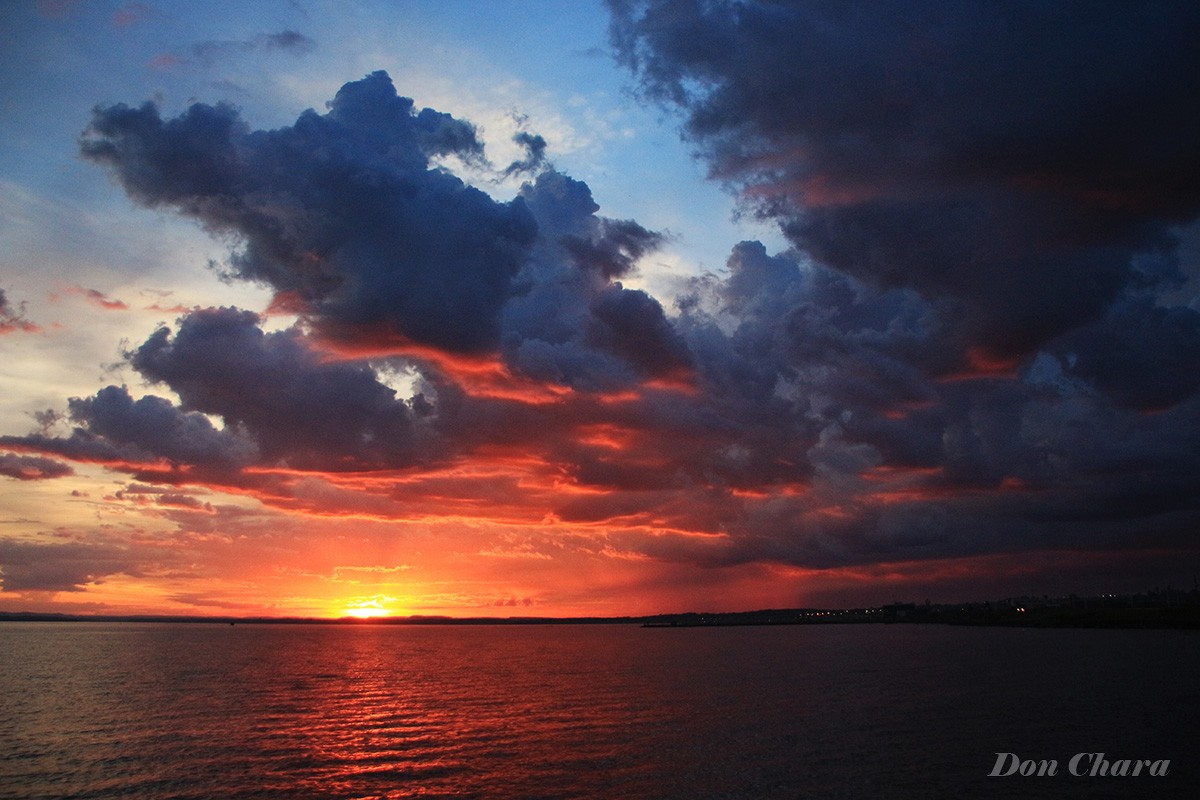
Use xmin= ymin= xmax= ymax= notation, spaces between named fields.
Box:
xmin=2 ymin=0 xmax=1199 ymax=618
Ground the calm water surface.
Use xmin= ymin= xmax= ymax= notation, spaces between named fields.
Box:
xmin=0 ymin=622 xmax=1196 ymax=799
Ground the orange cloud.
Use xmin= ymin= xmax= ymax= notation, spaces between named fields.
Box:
xmin=64 ymin=285 xmax=129 ymax=311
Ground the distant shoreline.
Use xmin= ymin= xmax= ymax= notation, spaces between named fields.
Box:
xmin=3 ymin=589 xmax=1198 ymax=629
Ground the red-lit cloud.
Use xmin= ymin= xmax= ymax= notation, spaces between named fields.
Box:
xmin=0 ymin=290 xmax=41 ymax=334
xmin=63 ymin=285 xmax=129 ymax=311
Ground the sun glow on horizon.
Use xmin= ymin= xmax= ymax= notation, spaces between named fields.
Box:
xmin=342 ymin=599 xmax=394 ymax=619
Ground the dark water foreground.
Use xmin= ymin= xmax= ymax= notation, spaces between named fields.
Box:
xmin=1 ymin=623 xmax=1196 ymax=799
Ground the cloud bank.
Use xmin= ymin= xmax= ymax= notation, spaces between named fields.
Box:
xmin=6 ymin=6 xmax=1200 ymax=606
xmin=609 ymin=0 xmax=1200 ymax=363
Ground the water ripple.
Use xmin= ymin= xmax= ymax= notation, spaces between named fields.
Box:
xmin=1 ymin=623 xmax=1196 ymax=799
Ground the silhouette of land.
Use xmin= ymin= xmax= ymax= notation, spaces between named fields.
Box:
xmin=2 ymin=588 xmax=1197 ymax=629
xmin=640 ymin=588 xmax=1200 ymax=629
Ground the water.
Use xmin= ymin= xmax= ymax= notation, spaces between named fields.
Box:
xmin=0 ymin=622 xmax=1196 ymax=799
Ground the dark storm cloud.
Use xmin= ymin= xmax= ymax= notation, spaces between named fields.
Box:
xmin=68 ymin=385 xmax=259 ymax=468
xmin=127 ymin=307 xmax=432 ymax=470
xmin=609 ymin=0 xmax=1200 ymax=361
xmin=501 ymin=170 xmax=687 ymax=389
xmin=79 ymin=72 xmax=691 ymax=391
xmin=626 ymin=236 xmax=1200 ymax=571
xmin=503 ymin=131 xmax=549 ymax=177
xmin=588 ymin=285 xmax=692 ymax=376
xmin=563 ymin=217 xmax=663 ymax=281
xmin=1051 ymin=299 xmax=1200 ymax=412
xmin=588 ymin=0 xmax=1200 ymax=581
xmin=3 ymin=305 xmax=441 ymax=474
xmin=681 ymin=242 xmax=944 ymax=473
xmin=1 ymin=389 xmax=238 ymax=469
xmin=0 ymin=453 xmax=74 ymax=481
xmin=81 ymin=71 xmax=537 ymax=353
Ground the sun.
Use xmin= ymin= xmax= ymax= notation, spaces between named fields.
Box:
xmin=342 ymin=599 xmax=393 ymax=619
xmin=346 ymin=607 xmax=391 ymax=619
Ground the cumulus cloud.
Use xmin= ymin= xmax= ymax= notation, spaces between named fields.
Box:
xmin=67 ymin=384 xmax=259 ymax=469
xmin=128 ymin=307 xmax=432 ymax=470
xmin=81 ymin=71 xmax=537 ymax=354
xmin=501 ymin=170 xmax=689 ymax=389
